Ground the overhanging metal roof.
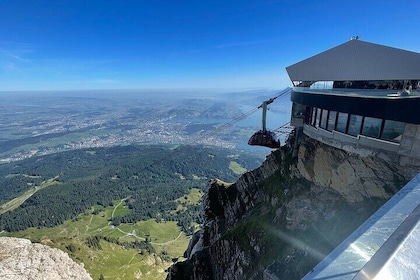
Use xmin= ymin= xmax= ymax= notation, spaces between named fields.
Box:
xmin=286 ymin=40 xmax=420 ymax=81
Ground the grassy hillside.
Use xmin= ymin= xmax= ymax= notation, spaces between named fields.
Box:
xmin=0 ymin=144 xmax=261 ymax=279
xmin=4 ymin=195 xmax=196 ymax=279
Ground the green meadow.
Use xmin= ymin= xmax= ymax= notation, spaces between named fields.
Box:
xmin=3 ymin=191 xmax=201 ymax=280
xmin=0 ymin=145 xmax=259 ymax=280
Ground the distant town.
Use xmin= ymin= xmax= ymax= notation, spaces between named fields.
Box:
xmin=0 ymin=90 xmax=291 ymax=163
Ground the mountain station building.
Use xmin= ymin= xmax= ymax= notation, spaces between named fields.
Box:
xmin=287 ymin=39 xmax=420 ymax=177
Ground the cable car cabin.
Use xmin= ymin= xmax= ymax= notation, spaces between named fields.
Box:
xmin=248 ymin=98 xmax=281 ymax=149
xmin=248 ymin=130 xmax=280 ymax=149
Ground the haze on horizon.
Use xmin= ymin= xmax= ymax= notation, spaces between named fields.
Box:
xmin=1 ymin=0 xmax=419 ymax=92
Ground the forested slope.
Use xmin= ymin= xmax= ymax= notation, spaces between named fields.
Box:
xmin=0 ymin=144 xmax=261 ymax=232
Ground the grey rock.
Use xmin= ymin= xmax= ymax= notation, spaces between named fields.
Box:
xmin=0 ymin=237 xmax=92 ymax=280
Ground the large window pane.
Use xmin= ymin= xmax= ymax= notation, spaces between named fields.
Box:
xmin=314 ymin=108 xmax=322 ymax=127
xmin=310 ymin=81 xmax=333 ymax=89
xmin=320 ymin=109 xmax=328 ymax=129
xmin=336 ymin=112 xmax=348 ymax=133
xmin=348 ymin=115 xmax=363 ymax=136
xmin=311 ymin=107 xmax=317 ymax=126
xmin=327 ymin=111 xmax=337 ymax=131
xmin=362 ymin=117 xmax=382 ymax=138
xmin=381 ymin=120 xmax=405 ymax=143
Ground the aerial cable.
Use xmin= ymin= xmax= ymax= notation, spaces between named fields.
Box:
xmin=136 ymin=89 xmax=292 ymax=174
xmin=273 ymin=122 xmax=294 ymax=133
xmin=267 ymin=87 xmax=292 ymax=103
xmin=188 ymin=88 xmax=291 ymax=145
xmin=96 ymin=90 xmax=293 ymax=218
xmin=188 ymin=106 xmax=260 ymax=145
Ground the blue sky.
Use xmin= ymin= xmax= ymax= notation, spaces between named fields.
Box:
xmin=1 ymin=0 xmax=419 ymax=91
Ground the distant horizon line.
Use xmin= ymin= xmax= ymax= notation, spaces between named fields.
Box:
xmin=0 ymin=86 xmax=289 ymax=94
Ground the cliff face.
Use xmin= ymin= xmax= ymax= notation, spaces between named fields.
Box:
xmin=167 ymin=136 xmax=407 ymax=280
xmin=0 ymin=237 xmax=92 ymax=280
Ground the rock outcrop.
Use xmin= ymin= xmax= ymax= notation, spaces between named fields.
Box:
xmin=167 ymin=135 xmax=407 ymax=280
xmin=0 ymin=237 xmax=92 ymax=280
xmin=296 ymin=138 xmax=402 ymax=203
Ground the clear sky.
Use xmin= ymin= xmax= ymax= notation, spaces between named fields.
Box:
xmin=1 ymin=0 xmax=419 ymax=91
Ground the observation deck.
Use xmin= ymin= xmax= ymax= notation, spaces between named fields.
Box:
xmin=286 ymin=39 xmax=420 ymax=279
xmin=286 ymin=39 xmax=420 ymax=176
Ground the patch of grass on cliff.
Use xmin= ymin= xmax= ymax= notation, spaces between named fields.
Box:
xmin=224 ymin=215 xmax=261 ymax=249
xmin=223 ymin=206 xmax=292 ymax=272
xmin=263 ymin=167 xmax=312 ymax=206
xmin=260 ymin=146 xmax=300 ymax=198
xmin=262 ymin=171 xmax=287 ymax=198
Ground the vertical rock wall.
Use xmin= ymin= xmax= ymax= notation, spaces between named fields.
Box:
xmin=167 ymin=136 xmax=408 ymax=280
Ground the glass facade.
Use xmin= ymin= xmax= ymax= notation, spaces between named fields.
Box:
xmin=381 ymin=120 xmax=405 ymax=142
xmin=307 ymin=107 xmax=405 ymax=143
xmin=311 ymin=107 xmax=317 ymax=126
xmin=313 ymin=108 xmax=321 ymax=127
xmin=362 ymin=117 xmax=382 ymax=138
xmin=320 ymin=109 xmax=328 ymax=129
xmin=327 ymin=111 xmax=337 ymax=131
xmin=347 ymin=115 xmax=363 ymax=136
xmin=336 ymin=112 xmax=348 ymax=133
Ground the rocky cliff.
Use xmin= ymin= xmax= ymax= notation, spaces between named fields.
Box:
xmin=166 ymin=135 xmax=408 ymax=280
xmin=0 ymin=237 xmax=92 ymax=280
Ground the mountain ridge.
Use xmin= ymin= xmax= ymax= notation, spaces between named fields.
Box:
xmin=167 ymin=135 xmax=407 ymax=279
